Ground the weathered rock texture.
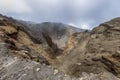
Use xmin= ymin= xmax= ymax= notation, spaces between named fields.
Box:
xmin=16 ymin=20 xmax=85 ymax=49
xmin=0 ymin=14 xmax=120 ymax=80
xmin=59 ymin=17 xmax=120 ymax=78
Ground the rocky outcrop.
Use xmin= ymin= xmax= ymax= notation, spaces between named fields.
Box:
xmin=59 ymin=18 xmax=120 ymax=78
xmin=0 ymin=14 xmax=120 ymax=80
xmin=86 ymin=18 xmax=120 ymax=77
xmin=16 ymin=21 xmax=85 ymax=49
xmin=0 ymin=14 xmax=59 ymax=64
xmin=87 ymin=18 xmax=120 ymax=54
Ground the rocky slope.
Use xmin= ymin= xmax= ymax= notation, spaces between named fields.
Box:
xmin=0 ymin=14 xmax=87 ymax=80
xmin=16 ymin=20 xmax=85 ymax=49
xmin=0 ymin=14 xmax=120 ymax=80
xmin=59 ymin=17 xmax=120 ymax=78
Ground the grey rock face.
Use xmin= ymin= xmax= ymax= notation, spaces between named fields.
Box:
xmin=59 ymin=18 xmax=120 ymax=78
xmin=0 ymin=14 xmax=120 ymax=80
xmin=0 ymin=43 xmax=76 ymax=80
xmin=16 ymin=20 xmax=85 ymax=49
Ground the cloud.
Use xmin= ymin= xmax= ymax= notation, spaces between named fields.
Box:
xmin=69 ymin=23 xmax=90 ymax=30
xmin=1 ymin=0 xmax=120 ymax=29
xmin=25 ymin=0 xmax=106 ymax=21
xmin=0 ymin=0 xmax=32 ymax=14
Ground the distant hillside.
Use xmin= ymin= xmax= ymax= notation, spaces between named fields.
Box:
xmin=16 ymin=20 xmax=85 ymax=49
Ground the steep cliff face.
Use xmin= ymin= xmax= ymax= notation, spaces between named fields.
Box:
xmin=87 ymin=18 xmax=120 ymax=77
xmin=0 ymin=15 xmax=60 ymax=64
xmin=61 ymin=18 xmax=120 ymax=77
xmin=0 ymin=14 xmax=120 ymax=80
xmin=87 ymin=18 xmax=120 ymax=54
xmin=16 ymin=20 xmax=85 ymax=49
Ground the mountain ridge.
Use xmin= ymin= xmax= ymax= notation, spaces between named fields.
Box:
xmin=16 ymin=19 xmax=86 ymax=49
xmin=0 ymin=14 xmax=120 ymax=80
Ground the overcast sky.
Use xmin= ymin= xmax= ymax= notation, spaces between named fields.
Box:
xmin=0 ymin=0 xmax=120 ymax=29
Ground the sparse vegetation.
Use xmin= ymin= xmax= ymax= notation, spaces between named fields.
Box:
xmin=0 ymin=14 xmax=120 ymax=80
